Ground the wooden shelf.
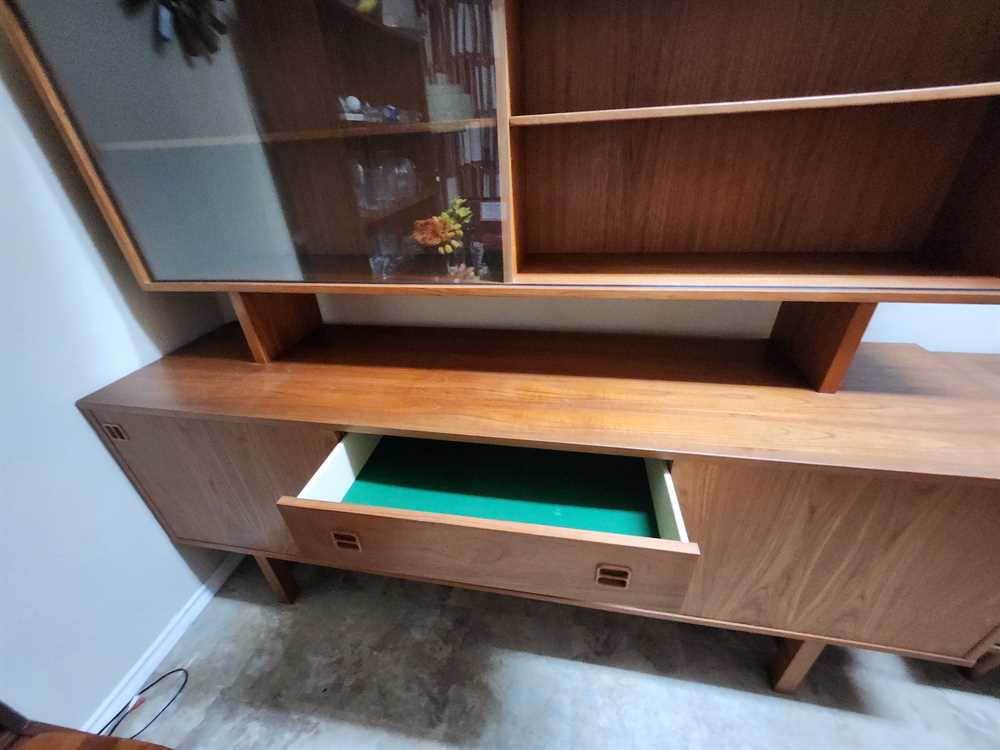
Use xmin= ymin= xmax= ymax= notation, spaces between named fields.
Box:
xmin=79 ymin=323 xmax=1000 ymax=481
xmin=98 ymin=118 xmax=496 ymax=152
xmin=514 ymin=253 xmax=1000 ymax=294
xmin=510 ymin=82 xmax=1000 ymax=127
xmin=9 ymin=0 xmax=1000 ymax=304
xmin=294 ymin=253 xmax=502 ymax=285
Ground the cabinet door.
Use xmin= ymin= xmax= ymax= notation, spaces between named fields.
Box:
xmin=87 ymin=409 xmax=340 ymax=555
xmin=15 ymin=0 xmax=504 ymax=284
xmin=674 ymin=457 xmax=1000 ymax=658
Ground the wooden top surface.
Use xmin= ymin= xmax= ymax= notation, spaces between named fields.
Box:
xmin=80 ymin=324 xmax=1000 ymax=482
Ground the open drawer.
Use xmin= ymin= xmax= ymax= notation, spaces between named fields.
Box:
xmin=277 ymin=435 xmax=701 ymax=611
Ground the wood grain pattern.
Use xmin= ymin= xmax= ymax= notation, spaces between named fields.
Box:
xmin=512 ymin=253 xmax=1000 ymax=297
xmin=771 ymin=302 xmax=877 ymax=392
xmin=50 ymin=521 xmax=979 ymax=666
xmin=229 ymin=292 xmax=321 ymax=364
xmin=0 ymin=0 xmax=153 ymax=287
xmin=254 ymin=555 xmax=298 ymax=604
xmin=517 ymin=0 xmax=1000 ymax=114
xmin=924 ymin=99 xmax=1000 ymax=277
xmin=277 ymin=498 xmax=699 ymax=611
xmin=139 ymin=276 xmax=1000 ymax=303
xmin=520 ymin=101 xmax=988 ymax=257
xmin=9 ymin=0 xmax=1000 ymax=303
xmin=85 ymin=409 xmax=340 ymax=554
xmin=511 ymin=82 xmax=1000 ymax=126
xmin=492 ymin=0 xmax=520 ymax=281
xmin=673 ymin=457 xmax=1000 ymax=657
xmin=78 ymin=324 xmax=1000 ymax=481
xmin=769 ymin=639 xmax=826 ymax=694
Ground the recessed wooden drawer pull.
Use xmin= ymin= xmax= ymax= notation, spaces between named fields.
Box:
xmin=331 ymin=532 xmax=361 ymax=551
xmin=101 ymin=423 xmax=129 ymax=441
xmin=595 ymin=564 xmax=631 ymax=589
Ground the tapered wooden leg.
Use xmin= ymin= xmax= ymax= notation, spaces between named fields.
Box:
xmin=254 ymin=555 xmax=298 ymax=604
xmin=964 ymin=648 xmax=1000 ymax=680
xmin=769 ymin=638 xmax=826 ymax=693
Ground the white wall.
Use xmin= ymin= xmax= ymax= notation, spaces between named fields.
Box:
xmin=319 ymin=297 xmax=1000 ymax=353
xmin=0 ymin=36 xmax=228 ymax=728
xmin=866 ymin=304 xmax=1000 ymax=353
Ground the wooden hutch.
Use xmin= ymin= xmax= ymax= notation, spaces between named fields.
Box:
xmin=4 ymin=0 xmax=1000 ymax=692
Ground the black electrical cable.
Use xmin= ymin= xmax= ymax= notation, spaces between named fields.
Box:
xmin=98 ymin=668 xmax=189 ymax=739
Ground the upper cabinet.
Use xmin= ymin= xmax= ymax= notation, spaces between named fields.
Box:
xmin=6 ymin=0 xmax=1000 ymax=300
xmin=11 ymin=0 xmax=504 ymax=284
xmin=505 ymin=0 xmax=1000 ymax=298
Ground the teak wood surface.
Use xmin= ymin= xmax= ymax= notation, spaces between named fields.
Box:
xmin=770 ymin=301 xmax=877 ymax=392
xmin=672 ymin=457 xmax=1000 ymax=657
xmin=518 ymin=101 xmax=987 ymax=257
xmin=516 ymin=0 xmax=1000 ymax=114
xmin=769 ymin=639 xmax=827 ymax=694
xmin=278 ymin=498 xmax=700 ymax=612
xmin=85 ymin=408 xmax=341 ymax=554
xmin=78 ymin=324 xmax=1000 ymax=482
xmin=78 ymin=342 xmax=1000 ymax=665
xmin=6 ymin=0 xmax=1000 ymax=301
xmin=254 ymin=555 xmax=298 ymax=604
xmin=510 ymin=82 xmax=1000 ymax=127
xmin=229 ymin=291 xmax=322 ymax=364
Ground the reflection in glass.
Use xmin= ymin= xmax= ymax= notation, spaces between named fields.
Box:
xmin=15 ymin=0 xmax=503 ymax=283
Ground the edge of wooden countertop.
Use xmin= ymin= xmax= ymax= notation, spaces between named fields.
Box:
xmin=78 ymin=324 xmax=1000 ymax=483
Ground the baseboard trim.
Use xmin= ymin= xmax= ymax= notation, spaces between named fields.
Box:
xmin=80 ymin=552 xmax=244 ymax=733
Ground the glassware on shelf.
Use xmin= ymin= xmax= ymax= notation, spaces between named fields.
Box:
xmin=349 ymin=158 xmax=373 ymax=212
xmin=368 ymin=154 xmax=394 ymax=211
xmin=362 ymin=101 xmax=383 ymax=123
xmin=368 ymin=229 xmax=402 ymax=280
xmin=470 ymin=241 xmax=488 ymax=279
xmin=351 ymin=153 xmax=420 ymax=216
xmin=392 ymin=158 xmax=418 ymax=201
xmin=368 ymin=254 xmax=392 ymax=280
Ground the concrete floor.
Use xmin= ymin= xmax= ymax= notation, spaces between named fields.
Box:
xmin=116 ymin=558 xmax=1000 ymax=749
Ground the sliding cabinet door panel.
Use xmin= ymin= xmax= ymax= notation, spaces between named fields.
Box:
xmin=88 ymin=410 xmax=340 ymax=554
xmin=14 ymin=0 xmax=504 ymax=283
xmin=674 ymin=458 xmax=1000 ymax=657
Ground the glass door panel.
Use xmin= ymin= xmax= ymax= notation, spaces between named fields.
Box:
xmin=15 ymin=0 xmax=503 ymax=283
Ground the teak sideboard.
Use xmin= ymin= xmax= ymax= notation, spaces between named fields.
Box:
xmin=77 ymin=326 xmax=1000 ymax=692
xmin=5 ymin=0 xmax=1000 ymax=692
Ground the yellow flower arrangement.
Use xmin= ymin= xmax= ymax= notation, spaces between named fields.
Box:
xmin=412 ymin=198 xmax=473 ymax=255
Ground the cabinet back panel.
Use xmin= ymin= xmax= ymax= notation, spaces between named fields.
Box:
xmin=924 ymin=100 xmax=1000 ymax=276
xmin=518 ymin=0 xmax=1000 ymax=114
xmin=520 ymin=100 xmax=987 ymax=258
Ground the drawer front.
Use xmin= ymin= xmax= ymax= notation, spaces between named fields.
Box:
xmin=278 ymin=499 xmax=699 ymax=610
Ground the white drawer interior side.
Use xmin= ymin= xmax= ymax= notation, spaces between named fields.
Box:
xmin=645 ymin=459 xmax=690 ymax=543
xmin=299 ymin=433 xmax=381 ymax=502
xmin=299 ymin=436 xmax=688 ymax=544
